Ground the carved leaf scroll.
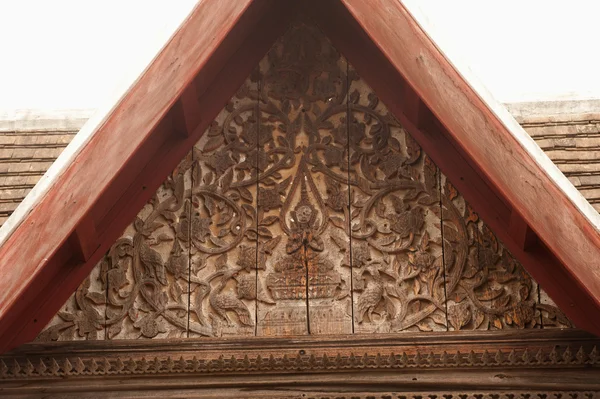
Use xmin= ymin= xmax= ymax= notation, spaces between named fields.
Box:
xmin=441 ymin=177 xmax=569 ymax=330
xmin=348 ymin=70 xmax=446 ymax=334
xmin=186 ymin=75 xmax=261 ymax=338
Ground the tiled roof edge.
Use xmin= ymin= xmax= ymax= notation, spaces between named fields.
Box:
xmin=1 ymin=100 xmax=598 ymax=133
xmin=505 ymin=100 xmax=600 ymax=125
xmin=0 ymin=109 xmax=96 ymax=133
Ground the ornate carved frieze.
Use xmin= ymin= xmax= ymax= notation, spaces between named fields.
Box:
xmin=3 ymin=345 xmax=600 ymax=379
xmin=3 ymin=330 xmax=600 ymax=396
xmin=37 ymin=23 xmax=571 ymax=342
xmin=11 ymin=331 xmax=600 ymax=376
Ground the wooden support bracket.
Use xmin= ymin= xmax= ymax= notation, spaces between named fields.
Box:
xmin=171 ymin=84 xmax=201 ymax=138
xmin=68 ymin=215 xmax=98 ymax=263
xmin=509 ymin=209 xmax=538 ymax=251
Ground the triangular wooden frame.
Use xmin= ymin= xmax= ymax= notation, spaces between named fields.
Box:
xmin=1 ymin=0 xmax=599 ymax=352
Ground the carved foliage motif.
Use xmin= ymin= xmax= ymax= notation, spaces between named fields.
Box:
xmin=38 ymin=23 xmax=570 ymax=342
xmin=443 ymin=178 xmax=536 ymax=331
xmin=187 ymin=78 xmax=261 ymax=338
xmin=348 ymin=71 xmax=445 ymax=334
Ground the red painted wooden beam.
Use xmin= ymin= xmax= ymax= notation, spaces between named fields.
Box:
xmin=68 ymin=214 xmax=98 ymax=262
xmin=309 ymin=0 xmax=600 ymax=334
xmin=0 ymin=0 xmax=292 ymax=352
xmin=509 ymin=210 xmax=538 ymax=251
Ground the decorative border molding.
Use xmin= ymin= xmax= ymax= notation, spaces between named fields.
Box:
xmin=237 ymin=394 xmax=600 ymax=399
xmin=2 ymin=332 xmax=600 ymax=396
xmin=2 ymin=330 xmax=599 ymax=380
xmin=2 ymin=344 xmax=599 ymax=380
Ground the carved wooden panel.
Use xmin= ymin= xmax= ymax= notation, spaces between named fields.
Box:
xmin=104 ymin=159 xmax=193 ymax=339
xmin=348 ymin=70 xmax=446 ymax=334
xmin=37 ymin=156 xmax=195 ymax=341
xmin=188 ymin=76 xmax=260 ymax=338
xmin=37 ymin=264 xmax=106 ymax=341
xmin=256 ymin=24 xmax=352 ymax=336
xmin=37 ymin=22 xmax=573 ymax=342
xmin=441 ymin=177 xmax=571 ymax=330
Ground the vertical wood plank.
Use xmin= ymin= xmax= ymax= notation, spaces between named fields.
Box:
xmin=347 ymin=69 xmax=446 ymax=334
xmin=255 ymin=24 xmax=353 ymax=336
xmin=303 ymin=33 xmax=352 ymax=336
xmin=188 ymin=77 xmax=260 ymax=338
xmin=103 ymin=155 xmax=193 ymax=339
xmin=255 ymin=25 xmax=309 ymax=336
xmin=441 ymin=177 xmax=540 ymax=331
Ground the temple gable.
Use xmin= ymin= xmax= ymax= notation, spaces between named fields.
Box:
xmin=38 ymin=24 xmax=570 ymax=342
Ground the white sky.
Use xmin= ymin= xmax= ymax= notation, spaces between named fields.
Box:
xmin=0 ymin=0 xmax=599 ymax=110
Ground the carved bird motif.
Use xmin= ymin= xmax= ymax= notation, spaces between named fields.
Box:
xmin=356 ymin=265 xmax=384 ymax=323
xmin=209 ymin=291 xmax=254 ymax=327
xmin=134 ymin=234 xmax=167 ymax=285
xmin=235 ymin=273 xmax=275 ymax=304
xmin=165 ymin=238 xmax=187 ymax=279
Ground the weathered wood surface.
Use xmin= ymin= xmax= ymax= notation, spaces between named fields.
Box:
xmin=345 ymin=0 xmax=600 ymax=330
xmin=348 ymin=69 xmax=446 ymax=334
xmin=189 ymin=76 xmax=260 ymax=338
xmin=2 ymin=374 xmax=600 ymax=399
xmin=2 ymin=330 xmax=600 ymax=396
xmin=2 ymin=390 xmax=599 ymax=399
xmin=255 ymin=24 xmax=353 ymax=336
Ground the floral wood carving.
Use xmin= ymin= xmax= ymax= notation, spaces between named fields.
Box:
xmin=441 ymin=177 xmax=571 ymax=331
xmin=188 ymin=76 xmax=261 ymax=338
xmin=347 ymin=71 xmax=445 ymax=334
xmin=37 ymin=23 xmax=571 ymax=342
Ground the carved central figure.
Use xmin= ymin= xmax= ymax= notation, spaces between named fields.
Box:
xmin=286 ymin=177 xmax=324 ymax=254
xmin=267 ymin=169 xmax=341 ymax=305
